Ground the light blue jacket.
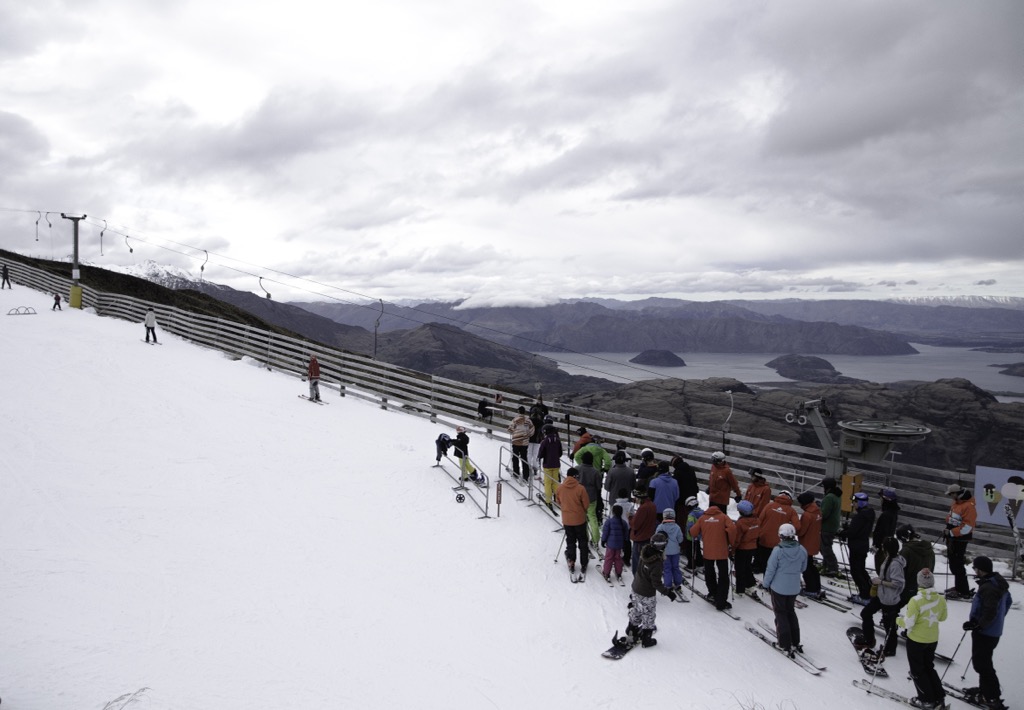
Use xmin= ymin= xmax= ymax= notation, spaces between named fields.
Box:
xmin=655 ymin=520 xmax=685 ymax=556
xmin=763 ymin=539 xmax=807 ymax=596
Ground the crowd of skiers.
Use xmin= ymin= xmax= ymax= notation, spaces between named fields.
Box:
xmin=487 ymin=406 xmax=1014 ymax=710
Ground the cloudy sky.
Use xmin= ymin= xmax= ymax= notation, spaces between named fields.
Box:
xmin=1 ymin=0 xmax=1021 ymax=306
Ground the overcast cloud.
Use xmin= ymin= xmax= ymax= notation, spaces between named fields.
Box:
xmin=1 ymin=0 xmax=1021 ymax=306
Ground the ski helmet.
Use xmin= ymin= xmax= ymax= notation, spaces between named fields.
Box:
xmin=778 ymin=489 xmax=793 ymax=500
xmin=650 ymin=531 xmax=669 ymax=551
xmin=737 ymin=500 xmax=754 ymax=516
xmin=640 ymin=448 xmax=654 ymax=460
xmin=880 ymin=488 xmax=898 ymax=502
xmin=711 ymin=451 xmax=726 ymax=462
xmin=778 ymin=523 xmax=797 ymax=540
xmin=684 ymin=496 xmax=698 ymax=508
xmin=853 ymin=491 xmax=869 ymax=508
xmin=896 ymin=523 xmax=917 ymax=542
xmin=663 ymin=508 xmax=676 ymax=520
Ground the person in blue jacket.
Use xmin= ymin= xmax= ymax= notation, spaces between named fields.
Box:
xmin=962 ymin=556 xmax=1012 ymax=710
xmin=654 ymin=508 xmax=685 ymax=593
xmin=649 ymin=461 xmax=679 ymax=522
xmin=762 ymin=523 xmax=808 ymax=657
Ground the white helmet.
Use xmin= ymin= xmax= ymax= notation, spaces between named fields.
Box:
xmin=778 ymin=523 xmax=797 ymax=540
xmin=711 ymin=451 xmax=726 ymax=462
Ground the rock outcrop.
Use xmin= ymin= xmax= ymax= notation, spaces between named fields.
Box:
xmin=630 ymin=350 xmax=686 ymax=367
xmin=765 ymin=354 xmax=863 ymax=384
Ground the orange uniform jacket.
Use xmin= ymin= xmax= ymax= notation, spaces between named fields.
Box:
xmin=743 ymin=480 xmax=772 ymax=517
xmin=556 ymin=477 xmax=590 ymax=526
xmin=689 ymin=507 xmax=736 ymax=560
xmin=758 ymin=495 xmax=801 ymax=548
xmin=947 ymin=497 xmax=977 ymax=540
xmin=797 ymin=501 xmax=823 ymax=556
xmin=735 ymin=515 xmax=761 ymax=551
xmin=708 ymin=462 xmax=740 ymax=507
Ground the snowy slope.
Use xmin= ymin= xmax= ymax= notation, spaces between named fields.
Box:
xmin=0 ymin=285 xmax=1021 ymax=710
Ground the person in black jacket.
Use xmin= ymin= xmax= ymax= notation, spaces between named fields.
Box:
xmin=962 ymin=556 xmax=1012 ymax=710
xmin=873 ymin=488 xmax=900 ymax=572
xmin=671 ymin=454 xmax=699 ymax=504
xmin=840 ymin=491 xmax=876 ymax=604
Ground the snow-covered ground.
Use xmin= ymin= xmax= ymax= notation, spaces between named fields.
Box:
xmin=1 ymin=285 xmax=1022 ymax=710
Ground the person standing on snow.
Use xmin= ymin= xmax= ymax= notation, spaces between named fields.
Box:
xmin=506 ymin=406 xmax=534 ymax=481
xmin=648 ymin=461 xmax=679 ymax=523
xmin=143 ymin=307 xmax=158 ymax=342
xmin=873 ymin=488 xmax=901 ymax=572
xmin=601 ymin=504 xmax=629 ymax=584
xmin=604 ymin=451 xmax=635 ymax=510
xmin=898 ymin=568 xmax=948 ymax=710
xmin=707 ymin=451 xmax=740 ymax=513
xmin=654 ymin=508 xmax=685 ymax=594
xmin=629 ymin=487 xmax=657 ymax=572
xmin=743 ymin=468 xmax=772 ymax=517
xmin=756 ymin=490 xmax=800 ymax=573
xmin=557 ymin=468 xmax=590 ymax=581
xmin=733 ymin=500 xmax=761 ymax=599
xmin=1 ymin=263 xmax=11 ymax=289
xmin=689 ymin=502 xmax=737 ymax=610
xmin=857 ymin=536 xmax=905 ymax=661
xmin=796 ymin=492 xmax=824 ymax=600
xmin=670 ymin=454 xmax=699 ymax=505
xmin=961 ymin=556 xmax=1012 ymax=710
xmin=841 ymin=491 xmax=876 ymax=604
xmin=819 ymin=477 xmax=843 ymax=577
xmin=527 ymin=398 xmax=548 ymax=472
xmin=896 ymin=524 xmax=935 ymax=606
xmin=762 ymin=523 xmax=807 ymax=657
xmin=452 ymin=426 xmax=477 ymax=483
xmin=537 ymin=424 xmax=563 ymax=510
xmin=944 ymin=483 xmax=977 ymax=599
xmin=576 ymin=451 xmax=603 ymax=546
xmin=306 ymin=354 xmax=321 ymax=401
xmin=613 ymin=531 xmax=677 ymax=651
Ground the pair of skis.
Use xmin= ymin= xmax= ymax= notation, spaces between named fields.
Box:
xmin=681 ymin=577 xmax=740 ymax=619
xmin=745 ymin=618 xmax=824 ymax=675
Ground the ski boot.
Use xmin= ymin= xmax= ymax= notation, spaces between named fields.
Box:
xmin=640 ymin=629 xmax=657 ymax=648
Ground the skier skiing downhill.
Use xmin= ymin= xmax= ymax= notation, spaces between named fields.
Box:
xmin=615 ymin=531 xmax=677 ymax=650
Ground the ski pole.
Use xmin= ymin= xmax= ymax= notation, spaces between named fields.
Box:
xmin=554 ymin=529 xmax=566 ymax=563
xmin=939 ymin=629 xmax=969 ymax=682
xmin=839 ymin=541 xmax=854 ymax=594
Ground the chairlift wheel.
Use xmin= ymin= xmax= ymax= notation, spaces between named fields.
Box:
xmin=455 ymin=493 xmax=465 ymax=503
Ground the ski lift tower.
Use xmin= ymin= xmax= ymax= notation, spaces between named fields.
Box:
xmin=789 ymin=400 xmax=930 ymax=502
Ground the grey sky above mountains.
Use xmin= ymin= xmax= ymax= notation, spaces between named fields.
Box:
xmin=1 ymin=0 xmax=1021 ymax=306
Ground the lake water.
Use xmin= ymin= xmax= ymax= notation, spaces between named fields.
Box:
xmin=535 ymin=344 xmax=1024 ymax=402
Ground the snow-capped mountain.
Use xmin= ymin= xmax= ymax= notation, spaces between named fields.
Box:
xmin=97 ymin=259 xmax=203 ymax=291
xmin=887 ymin=295 xmax=1024 ymax=310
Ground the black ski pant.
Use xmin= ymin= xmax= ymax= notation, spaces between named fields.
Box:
xmin=769 ymin=589 xmax=800 ymax=650
xmin=860 ymin=597 xmax=899 ymax=655
xmin=849 ymin=544 xmax=871 ymax=598
xmin=801 ymin=550 xmax=821 ymax=593
xmin=947 ymin=536 xmax=971 ymax=595
xmin=703 ymin=558 xmax=729 ymax=608
xmin=564 ymin=523 xmax=589 ymax=571
xmin=971 ymin=631 xmax=1001 ymax=702
xmin=511 ymin=444 xmax=530 ymax=477
xmin=754 ymin=544 xmax=772 ymax=574
xmin=734 ymin=548 xmax=756 ymax=593
xmin=907 ymin=638 xmax=945 ymax=705
xmin=819 ymin=531 xmax=839 ymax=574
xmin=631 ymin=538 xmax=649 ymax=573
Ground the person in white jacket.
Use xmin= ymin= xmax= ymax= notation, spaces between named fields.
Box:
xmin=144 ymin=308 xmax=159 ymax=343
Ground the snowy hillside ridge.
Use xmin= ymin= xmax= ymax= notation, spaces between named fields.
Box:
xmin=886 ymin=295 xmax=1024 ymax=310
xmin=98 ymin=259 xmax=202 ymax=290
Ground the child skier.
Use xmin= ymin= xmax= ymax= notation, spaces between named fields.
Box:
xmin=655 ymin=508 xmax=685 ymax=593
xmin=601 ymin=504 xmax=630 ymax=584
xmin=733 ymin=499 xmax=762 ymax=598
xmin=613 ymin=531 xmax=677 ymax=650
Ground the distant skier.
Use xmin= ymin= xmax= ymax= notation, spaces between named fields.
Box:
xmin=143 ymin=307 xmax=158 ymax=342
xmin=52 ymin=292 xmax=62 ymax=311
xmin=1 ymin=263 xmax=11 ymax=288
xmin=307 ymin=355 xmax=321 ymax=401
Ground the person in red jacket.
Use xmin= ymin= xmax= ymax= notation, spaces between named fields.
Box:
xmin=571 ymin=426 xmax=593 ymax=458
xmin=630 ymin=487 xmax=658 ymax=572
xmin=944 ymin=483 xmax=978 ymax=599
xmin=557 ymin=468 xmax=591 ymax=581
xmin=796 ymin=492 xmax=824 ymax=599
xmin=756 ymin=491 xmax=800 ymax=573
xmin=689 ymin=504 xmax=737 ymax=610
xmin=743 ymin=469 xmax=772 ymax=517
xmin=708 ymin=451 xmax=740 ymax=513
xmin=306 ymin=355 xmax=321 ymax=401
xmin=734 ymin=499 xmax=762 ymax=599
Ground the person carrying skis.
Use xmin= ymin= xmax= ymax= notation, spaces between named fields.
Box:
xmin=944 ymin=483 xmax=977 ymax=599
xmin=733 ymin=499 xmax=761 ymax=599
xmin=689 ymin=501 xmax=737 ymax=610
xmin=761 ymin=523 xmax=807 ymax=657
xmin=506 ymin=406 xmax=534 ymax=481
xmin=616 ymin=531 xmax=677 ymax=650
xmin=707 ymin=451 xmax=740 ymax=513
xmin=306 ymin=354 xmax=321 ymax=401
xmin=961 ymin=556 xmax=1012 ymax=710
xmin=898 ymin=568 xmax=948 ymax=710
xmin=557 ymin=468 xmax=590 ymax=581
xmin=537 ymin=424 xmax=563 ymax=510
xmin=857 ymin=536 xmax=905 ymax=661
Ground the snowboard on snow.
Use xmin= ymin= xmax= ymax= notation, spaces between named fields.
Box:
xmin=846 ymin=626 xmax=889 ymax=677
xmin=601 ymin=632 xmax=635 ymax=660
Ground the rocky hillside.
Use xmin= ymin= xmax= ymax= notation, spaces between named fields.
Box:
xmin=563 ymin=377 xmax=1023 ymax=471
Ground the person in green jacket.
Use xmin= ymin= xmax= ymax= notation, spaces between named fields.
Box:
xmin=818 ymin=477 xmax=842 ymax=576
xmin=898 ymin=568 xmax=948 ymax=709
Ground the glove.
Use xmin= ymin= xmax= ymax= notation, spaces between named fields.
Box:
xmin=871 ymin=576 xmax=881 ymax=586
xmin=963 ymin=620 xmax=979 ymax=631
xmin=836 ymin=530 xmax=848 ymax=542
xmin=946 ymin=522 xmax=956 ymax=530
xmin=734 ymin=495 xmax=742 ymax=504
xmin=666 ymin=590 xmax=677 ymax=601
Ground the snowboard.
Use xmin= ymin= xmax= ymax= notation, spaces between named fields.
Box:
xmin=601 ymin=632 xmax=635 ymax=660
xmin=846 ymin=626 xmax=889 ymax=677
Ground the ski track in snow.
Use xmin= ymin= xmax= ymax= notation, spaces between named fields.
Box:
xmin=0 ymin=285 xmax=1022 ymax=709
